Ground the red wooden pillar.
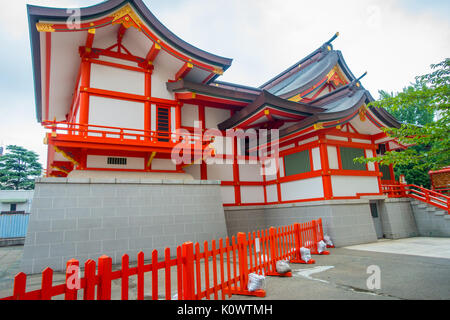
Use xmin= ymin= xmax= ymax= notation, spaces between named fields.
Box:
xmin=182 ymin=242 xmax=195 ymax=300
xmin=319 ymin=138 xmax=333 ymax=200
xmin=79 ymin=58 xmax=91 ymax=130
xmin=144 ymin=69 xmax=153 ymax=141
xmin=233 ymin=136 xmax=241 ymax=205
xmin=199 ymin=105 xmax=207 ymax=180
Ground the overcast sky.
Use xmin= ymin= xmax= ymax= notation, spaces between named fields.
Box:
xmin=0 ymin=0 xmax=449 ymax=167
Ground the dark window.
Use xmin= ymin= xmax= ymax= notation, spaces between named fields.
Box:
xmin=10 ymin=204 xmax=17 ymax=212
xmin=107 ymin=157 xmax=127 ymax=165
xmin=340 ymin=147 xmax=366 ymax=171
xmin=379 ymin=165 xmax=392 ymax=180
xmin=284 ymin=150 xmax=311 ymax=177
xmin=370 ymin=203 xmax=379 ymax=218
xmin=157 ymin=106 xmax=170 ymax=142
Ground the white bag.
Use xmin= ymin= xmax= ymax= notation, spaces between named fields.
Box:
xmin=300 ymin=247 xmax=311 ymax=263
xmin=276 ymin=260 xmax=292 ymax=274
xmin=247 ymin=273 xmax=265 ymax=292
xmin=324 ymin=235 xmax=334 ymax=247
xmin=317 ymin=240 xmax=327 ymax=254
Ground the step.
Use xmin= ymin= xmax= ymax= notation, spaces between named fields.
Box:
xmin=445 ymin=215 xmax=450 ymax=220
xmin=417 ymin=203 xmax=428 ymax=209
xmin=426 ymin=206 xmax=437 ymax=212
xmin=435 ymin=211 xmax=446 ymax=217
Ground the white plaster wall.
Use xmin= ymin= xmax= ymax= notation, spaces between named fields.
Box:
xmin=205 ymin=107 xmax=230 ymax=129
xmin=366 ymin=149 xmax=375 ymax=171
xmin=181 ymin=104 xmax=199 ymax=127
xmin=86 ymin=155 xmax=144 ymax=170
xmin=326 ymin=135 xmax=348 ymax=142
xmin=152 ymin=159 xmax=177 ymax=171
xmin=352 ymin=138 xmax=372 ymax=144
xmin=311 ymin=147 xmax=322 ymax=171
xmin=241 ymin=186 xmax=265 ymax=204
xmin=331 ymin=176 xmax=380 ymax=197
xmin=90 ymin=63 xmax=145 ymax=96
xmin=279 ymin=158 xmax=285 ymax=178
xmin=220 ymin=186 xmax=236 ymax=205
xmin=207 ymin=164 xmax=234 ymax=181
xmin=239 ymin=164 xmax=263 ymax=182
xmin=266 ymin=184 xmax=278 ymax=203
xmin=280 ymin=177 xmax=324 ymax=202
xmin=298 ymin=136 xmax=318 ymax=145
xmin=88 ymin=96 xmax=145 ymax=133
xmin=327 ymin=146 xmax=339 ymax=170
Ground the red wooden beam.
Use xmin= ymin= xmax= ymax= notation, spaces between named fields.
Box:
xmin=175 ymin=62 xmax=193 ymax=81
xmin=145 ymin=43 xmax=161 ymax=64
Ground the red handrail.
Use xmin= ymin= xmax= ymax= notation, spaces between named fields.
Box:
xmin=382 ymin=184 xmax=450 ymax=214
xmin=42 ymin=120 xmax=211 ymax=146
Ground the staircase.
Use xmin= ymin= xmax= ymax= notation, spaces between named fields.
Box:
xmin=409 ymin=199 xmax=450 ymax=237
xmin=382 ymin=184 xmax=450 ymax=237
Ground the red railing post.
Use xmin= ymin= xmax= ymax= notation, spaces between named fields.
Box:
xmin=41 ymin=268 xmax=53 ymax=300
xmin=266 ymin=227 xmax=292 ymax=277
xmin=83 ymin=260 xmax=96 ymax=300
xmin=182 ymin=242 xmax=195 ymax=300
xmin=12 ymin=272 xmax=27 ymax=300
xmin=97 ymin=255 xmax=112 ymax=300
xmin=65 ymin=259 xmax=79 ymax=300
xmin=291 ymin=223 xmax=315 ymax=264
xmin=312 ymin=220 xmax=330 ymax=255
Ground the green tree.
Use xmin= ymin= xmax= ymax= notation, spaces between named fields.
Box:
xmin=378 ymin=84 xmax=436 ymax=187
xmin=357 ymin=59 xmax=450 ymax=182
xmin=0 ymin=145 xmax=43 ymax=190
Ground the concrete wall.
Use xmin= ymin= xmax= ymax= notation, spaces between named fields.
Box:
xmin=21 ymin=178 xmax=227 ymax=274
xmin=225 ymin=199 xmax=379 ymax=247
xmin=410 ymin=199 xmax=450 ymax=237
xmin=377 ymin=198 xmax=419 ymax=239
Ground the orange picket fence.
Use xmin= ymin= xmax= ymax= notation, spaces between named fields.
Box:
xmin=1 ymin=219 xmax=331 ymax=300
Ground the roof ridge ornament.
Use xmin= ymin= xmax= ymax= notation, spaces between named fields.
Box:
xmin=111 ymin=3 xmax=143 ymax=30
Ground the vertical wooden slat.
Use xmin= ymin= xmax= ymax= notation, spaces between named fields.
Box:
xmin=182 ymin=242 xmax=195 ymax=300
xmin=121 ymin=254 xmax=129 ymax=300
xmin=231 ymin=236 xmax=237 ymax=290
xmin=97 ymin=255 xmax=112 ymax=300
xmin=164 ymin=248 xmax=171 ymax=300
xmin=211 ymin=240 xmax=218 ymax=300
xmin=137 ymin=251 xmax=145 ymax=301
xmin=152 ymin=250 xmax=158 ymax=300
xmin=83 ymin=260 xmax=96 ymax=300
xmin=13 ymin=272 xmax=27 ymax=300
xmin=65 ymin=259 xmax=79 ymax=300
xmin=177 ymin=246 xmax=183 ymax=300
xmin=195 ymin=243 xmax=202 ymax=300
xmin=203 ymin=241 xmax=211 ymax=300
xmin=41 ymin=268 xmax=53 ymax=300
xmin=225 ymin=237 xmax=232 ymax=299
xmin=219 ymin=238 xmax=225 ymax=300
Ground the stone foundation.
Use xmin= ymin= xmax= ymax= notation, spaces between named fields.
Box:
xmin=21 ymin=178 xmax=227 ymax=274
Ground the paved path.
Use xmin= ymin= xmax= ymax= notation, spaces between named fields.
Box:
xmin=345 ymin=237 xmax=450 ymax=259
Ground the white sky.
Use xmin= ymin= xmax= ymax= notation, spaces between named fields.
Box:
xmin=0 ymin=0 xmax=448 ymax=167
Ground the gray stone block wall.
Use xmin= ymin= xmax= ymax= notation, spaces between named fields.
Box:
xmin=225 ymin=199 xmax=378 ymax=247
xmin=377 ymin=198 xmax=419 ymax=239
xmin=22 ymin=178 xmax=227 ymax=274
xmin=409 ymin=199 xmax=450 ymax=237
